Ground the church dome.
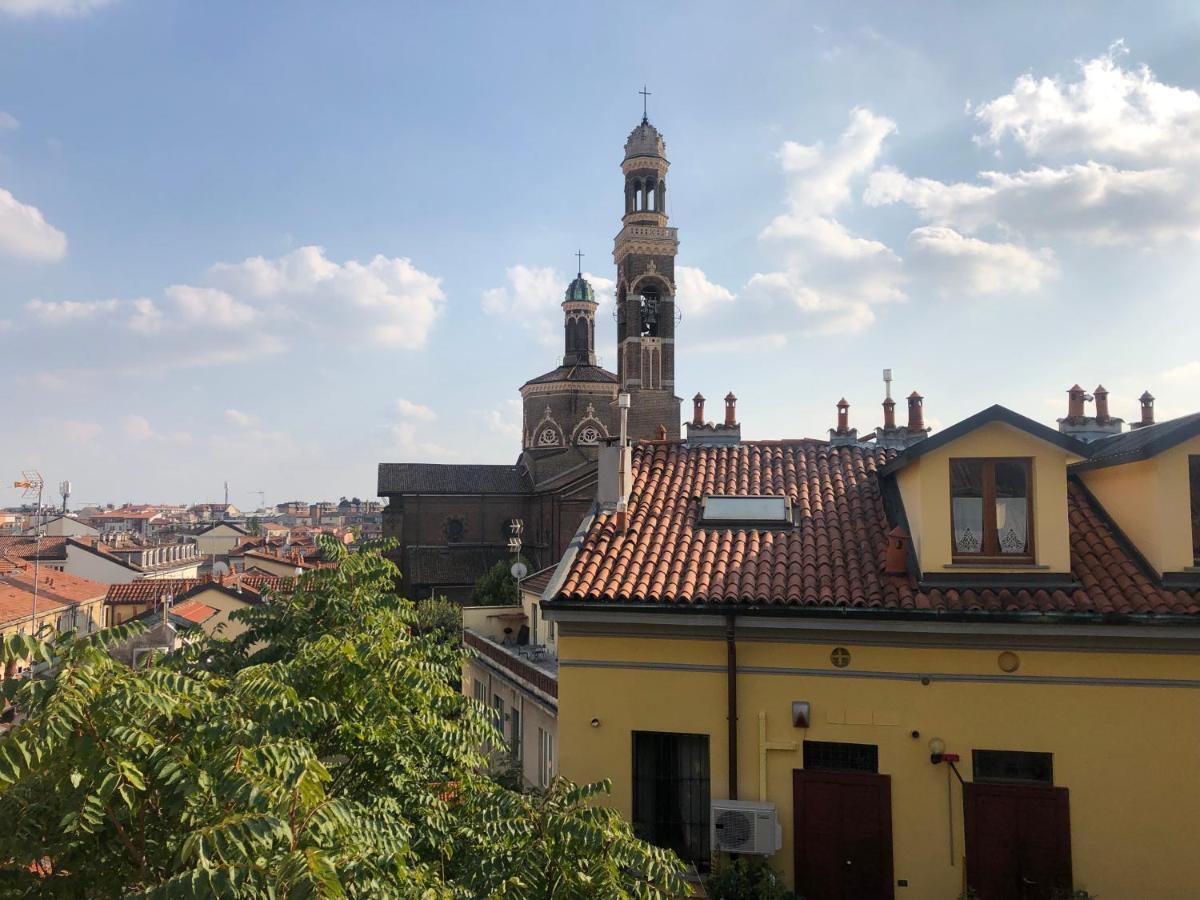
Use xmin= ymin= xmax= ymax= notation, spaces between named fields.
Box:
xmin=624 ymin=118 xmax=666 ymax=161
xmin=564 ymin=273 xmax=595 ymax=304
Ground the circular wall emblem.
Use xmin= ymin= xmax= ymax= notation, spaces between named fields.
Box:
xmin=998 ymin=651 xmax=1021 ymax=673
xmin=830 ymin=647 xmax=851 ymax=668
xmin=578 ymin=425 xmax=601 ymax=445
xmin=538 ymin=427 xmax=560 ymax=446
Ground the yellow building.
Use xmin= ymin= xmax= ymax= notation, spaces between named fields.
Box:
xmin=0 ymin=563 xmax=107 ymax=679
xmin=104 ymin=573 xmax=291 ymax=638
xmin=543 ymin=400 xmax=1200 ymax=900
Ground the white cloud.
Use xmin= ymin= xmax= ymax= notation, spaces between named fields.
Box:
xmin=224 ymin=409 xmax=258 ymax=428
xmin=481 ymin=264 xmax=563 ymax=346
xmin=906 ymin=226 xmax=1056 ymax=295
xmin=0 ymin=111 xmax=18 ymax=130
xmin=0 ymin=188 xmax=67 ymax=262
xmin=207 ymin=245 xmax=445 ymax=349
xmin=676 ymin=266 xmax=735 ymax=315
xmin=1161 ymin=361 xmax=1200 ymax=384
xmin=749 ymin=108 xmax=906 ymax=337
xmin=484 ymin=398 xmax=523 ymax=442
xmin=165 ymin=284 xmax=257 ymax=327
xmin=866 ymin=161 xmax=1200 ymax=246
xmin=0 ymin=0 xmax=115 ymax=16
xmin=26 ymin=298 xmax=119 ymax=324
xmin=127 ymin=298 xmax=164 ymax=334
xmin=122 ymin=415 xmax=192 ymax=446
xmin=395 ymin=398 xmax=436 ymax=422
xmin=973 ymin=42 xmax=1200 ymax=164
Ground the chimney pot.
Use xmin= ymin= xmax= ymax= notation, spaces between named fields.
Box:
xmin=1067 ymin=384 xmax=1087 ymax=420
xmin=882 ymin=396 xmax=896 ymax=430
xmin=724 ymin=392 xmax=738 ymax=427
xmin=1094 ymin=384 xmax=1110 ymax=423
xmin=655 ymin=424 xmax=667 ymax=440
xmin=692 ymin=393 xmax=706 ymax=427
xmin=885 ymin=526 xmax=909 ymax=576
xmin=1139 ymin=391 xmax=1155 ymax=427
xmin=836 ymin=398 xmax=850 ymax=435
xmin=906 ymin=392 xmax=925 ymax=433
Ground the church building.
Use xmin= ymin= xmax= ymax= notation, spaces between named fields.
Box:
xmin=378 ymin=110 xmax=685 ymax=600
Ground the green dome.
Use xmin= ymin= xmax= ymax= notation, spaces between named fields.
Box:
xmin=564 ymin=274 xmax=595 ymax=303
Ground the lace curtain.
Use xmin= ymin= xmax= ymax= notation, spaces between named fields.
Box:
xmin=953 ymin=497 xmax=983 ymax=553
xmin=996 ymin=497 xmax=1028 ymax=554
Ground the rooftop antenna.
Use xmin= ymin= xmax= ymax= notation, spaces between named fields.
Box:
xmin=59 ymin=479 xmax=71 ymax=514
xmin=13 ymin=470 xmax=45 ymax=641
xmin=223 ymin=481 xmax=229 ymax=508
xmin=574 ymin=249 xmax=585 ymax=278
xmin=639 ymin=85 xmax=651 ymax=123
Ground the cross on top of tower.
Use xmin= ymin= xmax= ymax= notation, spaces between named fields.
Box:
xmin=639 ymin=85 xmax=651 ymax=123
xmin=575 ymin=249 xmax=585 ymax=277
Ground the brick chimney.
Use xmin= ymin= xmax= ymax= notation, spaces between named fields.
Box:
xmin=1094 ymin=384 xmax=1111 ymax=423
xmin=1066 ymin=384 xmax=1088 ymax=421
xmin=885 ymin=526 xmax=909 ymax=576
xmin=907 ymin=392 xmax=925 ymax=433
xmin=1132 ymin=391 xmax=1156 ymax=429
xmin=836 ymin=398 xmax=850 ymax=435
xmin=1058 ymin=383 xmax=1122 ymax=441
xmin=685 ymin=390 xmax=742 ymax=447
xmin=829 ymin=398 xmax=860 ymax=447
xmin=883 ymin=396 xmax=896 ymax=430
xmin=655 ymin=424 xmax=667 ymax=440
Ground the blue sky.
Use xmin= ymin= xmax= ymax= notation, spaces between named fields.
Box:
xmin=2 ymin=1 xmax=1199 ymax=507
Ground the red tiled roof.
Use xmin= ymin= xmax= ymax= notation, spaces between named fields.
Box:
xmin=170 ymin=599 xmax=218 ymax=624
xmin=0 ymin=569 xmax=106 ymax=626
xmin=0 ymin=535 xmax=68 ymax=561
xmin=554 ymin=441 xmax=1200 ymax=618
xmin=106 ymin=574 xmax=295 ymax=605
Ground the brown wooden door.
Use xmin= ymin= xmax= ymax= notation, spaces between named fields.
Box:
xmin=793 ymin=770 xmax=894 ymax=900
xmin=964 ymin=783 xmax=1072 ymax=900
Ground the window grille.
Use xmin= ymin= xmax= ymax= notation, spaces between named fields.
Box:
xmin=632 ymin=731 xmax=710 ymax=864
xmin=973 ymin=750 xmax=1053 ymax=785
xmin=802 ymin=740 xmax=879 ymax=773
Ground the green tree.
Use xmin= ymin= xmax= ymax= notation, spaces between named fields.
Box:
xmin=0 ymin=539 xmax=684 ymax=897
xmin=246 ymin=516 xmax=261 ymax=536
xmin=469 ymin=558 xmax=528 ymax=606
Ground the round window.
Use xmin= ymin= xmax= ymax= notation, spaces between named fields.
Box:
xmin=445 ymin=518 xmax=465 ymax=542
xmin=578 ymin=425 xmax=601 ymax=444
xmin=538 ymin=427 xmax=560 ymax=446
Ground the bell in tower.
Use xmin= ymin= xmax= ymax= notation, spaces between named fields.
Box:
xmin=614 ymin=89 xmax=682 ymax=440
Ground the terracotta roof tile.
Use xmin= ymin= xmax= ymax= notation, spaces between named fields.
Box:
xmin=553 ymin=441 xmax=1200 ymax=619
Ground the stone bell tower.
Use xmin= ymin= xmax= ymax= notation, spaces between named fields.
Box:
xmin=614 ymin=99 xmax=682 ymax=440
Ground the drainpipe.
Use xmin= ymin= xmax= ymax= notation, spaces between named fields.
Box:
xmin=726 ymin=614 xmax=738 ymax=800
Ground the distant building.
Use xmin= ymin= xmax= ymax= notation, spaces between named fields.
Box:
xmin=0 ymin=563 xmax=107 ymax=679
xmin=378 ymin=112 xmax=684 ymax=601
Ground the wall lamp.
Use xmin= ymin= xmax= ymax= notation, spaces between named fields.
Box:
xmin=928 ymin=737 xmax=965 ymax=785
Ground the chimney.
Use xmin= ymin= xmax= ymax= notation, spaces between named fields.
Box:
xmin=1066 ymin=384 xmax=1087 ymax=420
xmin=882 ymin=397 xmax=896 ymax=430
xmin=1134 ymin=391 xmax=1156 ymax=429
xmin=1094 ymin=385 xmax=1110 ymax=423
xmin=906 ymin=392 xmax=925 ymax=433
xmin=692 ymin=393 xmax=706 ymax=427
xmin=724 ymin=392 xmax=738 ymax=427
xmin=599 ymin=392 xmax=634 ymax=513
xmin=884 ymin=526 xmax=909 ymax=576
xmin=655 ymin=424 xmax=667 ymax=441
xmin=836 ymin=398 xmax=850 ymax=435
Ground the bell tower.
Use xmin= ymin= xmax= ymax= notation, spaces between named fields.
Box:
xmin=614 ymin=91 xmax=682 ymax=440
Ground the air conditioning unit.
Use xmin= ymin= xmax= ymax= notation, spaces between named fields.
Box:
xmin=711 ymin=799 xmax=782 ymax=855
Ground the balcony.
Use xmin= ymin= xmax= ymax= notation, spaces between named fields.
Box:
xmin=463 ymin=629 xmax=557 ymax=702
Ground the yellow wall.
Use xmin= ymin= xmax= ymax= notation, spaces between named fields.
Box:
xmin=1080 ymin=435 xmax=1200 ymax=574
xmin=558 ymin=629 xmax=1200 ymax=899
xmin=897 ymin=422 xmax=1082 ymax=573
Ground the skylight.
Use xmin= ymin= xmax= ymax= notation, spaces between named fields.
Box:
xmin=700 ymin=495 xmax=792 ymax=525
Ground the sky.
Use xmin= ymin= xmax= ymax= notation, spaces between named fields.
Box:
xmin=2 ymin=1 xmax=1200 ymax=508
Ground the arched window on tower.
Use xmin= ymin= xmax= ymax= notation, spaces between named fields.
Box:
xmin=569 ymin=317 xmax=589 ymax=355
xmin=633 ymin=179 xmax=643 ymax=211
xmin=638 ymin=286 xmax=661 ymax=337
xmin=646 ymin=178 xmax=657 ymax=212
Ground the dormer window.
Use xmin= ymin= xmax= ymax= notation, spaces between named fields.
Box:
xmin=950 ymin=459 xmax=1033 ymax=561
xmin=1190 ymin=455 xmax=1199 ymax=565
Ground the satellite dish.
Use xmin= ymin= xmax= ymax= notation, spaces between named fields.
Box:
xmin=510 ymin=562 xmax=528 ymax=580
